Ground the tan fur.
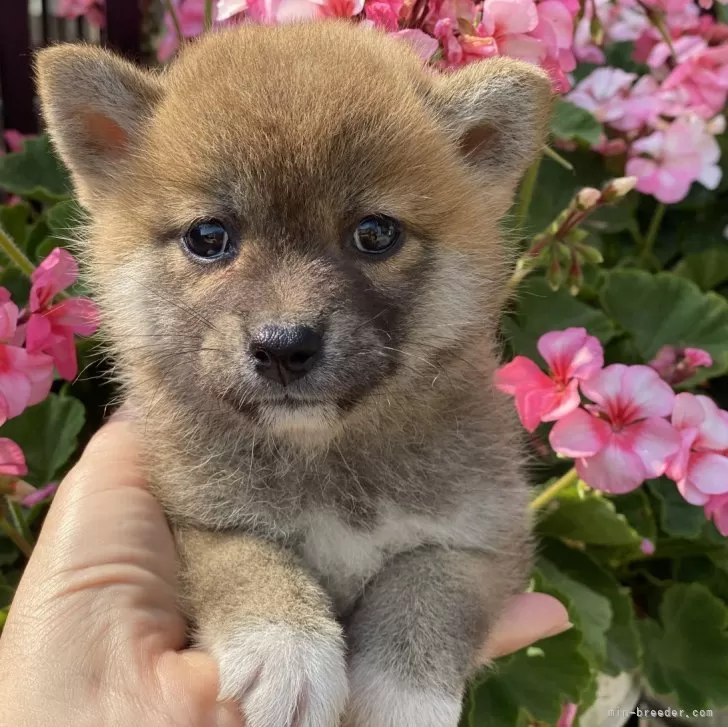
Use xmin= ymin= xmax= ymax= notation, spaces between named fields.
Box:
xmin=37 ymin=21 xmax=552 ymax=727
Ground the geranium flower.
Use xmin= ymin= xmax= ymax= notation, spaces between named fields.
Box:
xmin=649 ymin=345 xmax=713 ymax=384
xmin=25 ymin=249 xmax=99 ymax=381
xmin=626 ymin=114 xmax=722 ymax=204
xmin=495 ymin=327 xmax=603 ymax=432
xmin=0 ymin=289 xmax=53 ymax=425
xmin=20 ymin=483 xmax=59 ymax=508
xmin=550 ymin=365 xmax=680 ymax=494
xmin=665 ymin=393 xmax=728 ymax=505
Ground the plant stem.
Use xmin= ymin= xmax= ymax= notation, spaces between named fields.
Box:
xmin=529 ymin=467 xmax=579 ymax=511
xmin=516 ymin=155 xmax=542 ymax=230
xmin=163 ymin=0 xmax=185 ymax=47
xmin=204 ymin=0 xmax=214 ymax=30
xmin=0 ymin=226 xmax=35 ymax=278
xmin=542 ymin=145 xmax=574 ymax=171
xmin=641 ymin=203 xmax=666 ymax=266
xmin=0 ymin=516 xmax=33 ymax=558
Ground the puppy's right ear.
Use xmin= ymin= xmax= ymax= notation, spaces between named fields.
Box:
xmin=36 ymin=44 xmax=163 ymax=209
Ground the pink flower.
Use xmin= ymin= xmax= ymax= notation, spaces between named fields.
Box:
xmin=2 ymin=130 xmax=27 ymax=153
xmin=556 ymin=703 xmax=578 ymax=727
xmin=56 ymin=0 xmax=105 ymax=27
xmin=495 ymin=328 xmax=603 ymax=433
xmin=705 ymin=493 xmax=728 ymax=536
xmin=649 ymin=345 xmax=713 ymax=385
xmin=0 ymin=439 xmax=27 ymax=478
xmin=0 ymin=289 xmax=53 ymax=425
xmin=550 ymin=365 xmax=680 ymax=494
xmin=159 ymin=0 xmax=209 ymax=62
xmin=568 ymin=68 xmax=639 ymax=126
xmin=665 ymin=393 xmax=728 ymax=505
xmin=365 ymin=0 xmax=403 ymax=30
xmin=20 ymin=483 xmax=59 ymax=508
xmin=392 ymin=29 xmax=440 ymax=60
xmin=626 ymin=114 xmax=722 ymax=204
xmin=25 ymin=249 xmax=100 ymax=381
xmin=640 ymin=538 xmax=656 ymax=555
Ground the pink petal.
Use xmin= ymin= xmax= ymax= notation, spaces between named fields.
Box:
xmin=672 ymin=392 xmax=706 ymax=430
xmin=705 ymin=493 xmax=728 ymax=536
xmin=30 ymin=248 xmax=78 ymax=311
xmin=484 ymin=0 xmax=539 ymax=35
xmin=549 ymin=407 xmax=611 ymax=457
xmin=624 ymin=417 xmax=681 ymax=479
xmin=20 ymin=482 xmax=59 ymax=508
xmin=516 ymin=386 xmax=557 ymax=432
xmin=24 ymin=352 xmax=54 ymax=406
xmin=537 ymin=327 xmax=603 ymax=382
xmin=693 ymin=395 xmax=728 ymax=451
xmin=0 ymin=438 xmax=27 ymax=477
xmin=677 ymin=477 xmax=710 ymax=505
xmin=575 ymin=436 xmax=648 ymax=494
xmin=25 ymin=313 xmax=54 ymax=353
xmin=494 ymin=356 xmax=552 ymax=396
xmin=47 ymin=297 xmax=100 ymax=337
xmin=47 ymin=331 xmax=79 ymax=381
xmin=540 ymin=378 xmax=582 ymax=422
xmin=392 ymin=29 xmax=440 ymax=61
xmin=686 ymin=451 xmax=728 ymax=495
xmin=556 ymin=704 xmax=578 ymax=727
xmin=0 ymin=297 xmax=19 ymax=343
xmin=581 ymin=364 xmax=675 ymax=423
xmin=0 ymin=396 xmax=7 ymax=427
xmin=684 ymin=347 xmax=712 ymax=368
xmin=666 ymin=426 xmax=700 ymax=481
xmin=0 ymin=346 xmax=31 ymax=418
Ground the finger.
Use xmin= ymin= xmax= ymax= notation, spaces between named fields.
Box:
xmin=7 ymin=416 xmax=184 ymax=648
xmin=479 ymin=592 xmax=572 ymax=662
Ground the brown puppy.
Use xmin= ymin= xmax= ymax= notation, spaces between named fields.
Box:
xmin=36 ymin=21 xmax=551 ymax=727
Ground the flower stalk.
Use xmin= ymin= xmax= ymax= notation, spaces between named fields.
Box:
xmin=0 ymin=226 xmax=35 ymax=278
xmin=530 ymin=468 xmax=579 ymax=510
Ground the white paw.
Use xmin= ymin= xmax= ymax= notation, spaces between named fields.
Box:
xmin=209 ymin=622 xmax=348 ymax=727
xmin=344 ymin=662 xmax=463 ymax=727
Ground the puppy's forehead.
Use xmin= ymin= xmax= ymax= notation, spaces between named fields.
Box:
xmin=147 ymin=24 xmax=447 ymax=201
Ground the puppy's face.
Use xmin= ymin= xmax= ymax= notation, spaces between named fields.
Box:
xmin=37 ymin=23 xmax=551 ymax=437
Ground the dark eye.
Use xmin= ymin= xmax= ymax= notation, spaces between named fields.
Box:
xmin=352 ymin=215 xmax=402 ymax=256
xmin=183 ymin=220 xmax=233 ymax=261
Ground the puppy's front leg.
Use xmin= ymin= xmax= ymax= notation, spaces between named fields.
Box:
xmin=176 ymin=528 xmax=348 ymax=727
xmin=344 ymin=547 xmax=528 ymax=727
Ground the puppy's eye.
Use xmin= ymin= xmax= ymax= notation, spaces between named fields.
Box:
xmin=183 ymin=220 xmax=232 ymax=261
xmin=353 ymin=215 xmax=402 ymax=256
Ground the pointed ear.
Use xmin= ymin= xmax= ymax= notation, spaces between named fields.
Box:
xmin=36 ymin=44 xmax=163 ymax=209
xmin=429 ymin=57 xmax=553 ymax=214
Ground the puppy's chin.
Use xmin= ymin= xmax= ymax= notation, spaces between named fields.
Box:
xmin=258 ymin=402 xmax=343 ymax=443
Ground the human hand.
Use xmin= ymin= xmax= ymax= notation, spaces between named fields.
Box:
xmin=0 ymin=413 xmax=570 ymax=727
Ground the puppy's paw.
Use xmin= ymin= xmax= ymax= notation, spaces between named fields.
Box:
xmin=344 ymin=662 xmax=463 ymax=727
xmin=210 ymin=622 xmax=348 ymax=727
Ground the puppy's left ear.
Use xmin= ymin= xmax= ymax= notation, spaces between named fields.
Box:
xmin=428 ymin=57 xmax=553 ymax=215
xmin=35 ymin=43 xmax=164 ymax=210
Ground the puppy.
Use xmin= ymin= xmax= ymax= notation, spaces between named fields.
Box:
xmin=37 ymin=21 xmax=551 ymax=727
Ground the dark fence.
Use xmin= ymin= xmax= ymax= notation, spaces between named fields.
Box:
xmin=0 ymin=0 xmax=147 ymax=138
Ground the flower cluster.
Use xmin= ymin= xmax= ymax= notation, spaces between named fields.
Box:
xmin=569 ymin=0 xmax=728 ymax=203
xmin=496 ymin=328 xmax=728 ymax=535
xmin=54 ymin=0 xmax=106 ymax=27
xmin=0 ymin=249 xmax=98 ymax=491
xmin=154 ymin=0 xmax=580 ymax=89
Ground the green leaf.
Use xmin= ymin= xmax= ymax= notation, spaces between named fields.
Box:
xmin=503 ymin=277 xmax=617 ymax=361
xmin=540 ymin=539 xmax=641 ymax=675
xmin=673 ymin=248 xmax=728 ymax=292
xmin=612 ymin=488 xmax=657 ymax=542
xmin=537 ymin=558 xmax=612 ymax=664
xmin=640 ymin=584 xmax=728 ymax=709
xmin=468 ymin=630 xmax=592 ymax=727
xmin=648 ymin=478 xmax=707 ymax=540
xmin=550 ymin=99 xmax=603 ymax=146
xmin=0 ymin=394 xmax=85 ymax=486
xmin=0 ymin=135 xmax=72 ymax=203
xmin=600 ymin=270 xmax=728 ymax=379
xmin=538 ymin=485 xmax=643 ymax=548
xmin=0 ymin=203 xmax=32 ymax=249
xmin=0 ymin=536 xmax=18 ymax=567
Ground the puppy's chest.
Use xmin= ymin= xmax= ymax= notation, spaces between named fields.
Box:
xmin=293 ymin=506 xmax=471 ymax=614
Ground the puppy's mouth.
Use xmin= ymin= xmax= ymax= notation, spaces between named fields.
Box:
xmin=221 ymin=390 xmax=328 ymax=415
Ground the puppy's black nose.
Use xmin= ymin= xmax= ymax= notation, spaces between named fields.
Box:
xmin=250 ymin=325 xmax=322 ymax=385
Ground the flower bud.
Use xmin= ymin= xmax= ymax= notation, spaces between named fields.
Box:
xmin=574 ymin=243 xmax=604 ymax=265
xmin=601 ymin=176 xmax=637 ymax=202
xmin=547 ymin=258 xmax=564 ymax=291
xmin=576 ymin=187 xmax=601 ymax=210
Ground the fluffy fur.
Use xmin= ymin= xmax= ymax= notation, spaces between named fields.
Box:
xmin=36 ymin=21 xmax=552 ymax=727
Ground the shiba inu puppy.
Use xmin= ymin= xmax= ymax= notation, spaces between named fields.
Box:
xmin=37 ymin=21 xmax=551 ymax=727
